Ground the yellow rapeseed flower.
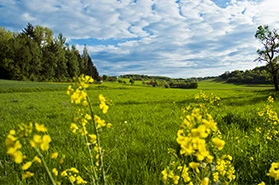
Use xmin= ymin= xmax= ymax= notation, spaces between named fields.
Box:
xmin=99 ymin=94 xmax=109 ymax=114
xmin=181 ymin=166 xmax=191 ymax=182
xmin=76 ymin=175 xmax=88 ymax=184
xmin=106 ymin=123 xmax=112 ymax=128
xmin=100 ymin=102 xmax=109 ymax=114
xmin=268 ymin=96 xmax=274 ymax=103
xmin=94 ymin=115 xmax=106 ymax=128
xmin=40 ymin=135 xmax=51 ymax=151
xmin=71 ymin=89 xmax=87 ymax=104
xmin=201 ymin=177 xmax=209 ymax=185
xmin=5 ymin=130 xmax=17 ymax=146
xmin=70 ymin=167 xmax=79 ymax=173
xmin=67 ymin=85 xmax=74 ymax=95
xmin=162 ymin=169 xmax=168 ymax=182
xmin=7 ymin=140 xmax=22 ymax=155
xmin=61 ymin=170 xmax=68 ymax=177
xmin=51 ymin=152 xmax=59 ymax=159
xmin=82 ymin=100 xmax=89 ymax=107
xmin=206 ymin=155 xmax=214 ymax=163
xmin=33 ymin=156 xmax=41 ymax=164
xmin=267 ymin=162 xmax=279 ymax=180
xmin=13 ymin=150 xmax=24 ymax=164
xmin=52 ymin=168 xmax=58 ymax=176
xmin=70 ymin=123 xmax=79 ymax=133
xmin=84 ymin=114 xmax=92 ymax=120
xmin=189 ymin=162 xmax=200 ymax=173
xmin=85 ymin=75 xmax=94 ymax=83
xmin=212 ymin=138 xmax=225 ymax=150
xmin=21 ymin=161 xmax=33 ymax=170
xmin=88 ymin=134 xmax=97 ymax=144
xmin=35 ymin=123 xmax=47 ymax=132
xmin=213 ymin=172 xmax=219 ymax=182
xmin=173 ymin=175 xmax=180 ymax=184
xmin=30 ymin=134 xmax=42 ymax=148
xmin=22 ymin=171 xmax=34 ymax=180
xmin=69 ymin=175 xmax=76 ymax=183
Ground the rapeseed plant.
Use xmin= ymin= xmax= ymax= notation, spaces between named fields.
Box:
xmin=258 ymin=96 xmax=279 ymax=184
xmin=5 ymin=74 xmax=108 ymax=185
xmin=195 ymin=91 xmax=221 ymax=106
xmin=67 ymin=74 xmax=111 ymax=185
xmin=162 ymin=92 xmax=235 ymax=184
xmin=5 ymin=122 xmax=86 ymax=185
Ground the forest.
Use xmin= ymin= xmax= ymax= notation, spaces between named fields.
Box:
xmin=218 ymin=66 xmax=272 ymax=84
xmin=0 ymin=23 xmax=99 ymax=82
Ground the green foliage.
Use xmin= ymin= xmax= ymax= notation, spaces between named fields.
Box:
xmin=219 ymin=66 xmax=272 ymax=84
xmin=0 ymin=24 xmax=99 ymax=82
xmin=1 ymin=79 xmax=279 ymax=184
xmin=255 ymin=25 xmax=279 ymax=91
xmin=129 ymin=78 xmax=135 ymax=85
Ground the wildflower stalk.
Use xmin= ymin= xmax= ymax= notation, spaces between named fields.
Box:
xmin=83 ymin=126 xmax=98 ymax=185
xmin=87 ymin=95 xmax=106 ymax=185
xmin=34 ymin=148 xmax=57 ymax=185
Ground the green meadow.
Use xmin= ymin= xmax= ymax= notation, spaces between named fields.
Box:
xmin=1 ymin=79 xmax=279 ymax=185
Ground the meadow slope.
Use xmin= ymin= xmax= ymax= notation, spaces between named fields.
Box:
xmin=0 ymin=79 xmax=278 ymax=185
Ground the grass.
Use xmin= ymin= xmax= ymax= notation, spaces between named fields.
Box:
xmin=1 ymin=79 xmax=279 ymax=184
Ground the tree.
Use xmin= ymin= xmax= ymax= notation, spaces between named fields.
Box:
xmin=255 ymin=25 xmax=279 ymax=91
xmin=0 ymin=27 xmax=13 ymax=79
xmin=34 ymin=25 xmax=53 ymax=48
xmin=81 ymin=45 xmax=99 ymax=80
xmin=22 ymin=23 xmax=36 ymax=39
xmin=53 ymin=34 xmax=68 ymax=81
xmin=129 ymin=78 xmax=135 ymax=85
xmin=65 ymin=45 xmax=80 ymax=78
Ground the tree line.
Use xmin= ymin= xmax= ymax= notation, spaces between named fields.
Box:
xmin=0 ymin=23 xmax=99 ymax=82
xmin=218 ymin=66 xmax=272 ymax=84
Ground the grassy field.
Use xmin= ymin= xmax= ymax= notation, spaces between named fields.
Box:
xmin=0 ymin=79 xmax=279 ymax=185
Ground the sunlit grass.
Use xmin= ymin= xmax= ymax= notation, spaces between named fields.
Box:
xmin=1 ymin=79 xmax=279 ymax=184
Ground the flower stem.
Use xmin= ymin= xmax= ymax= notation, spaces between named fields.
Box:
xmin=87 ymin=95 xmax=106 ymax=185
xmin=83 ymin=129 xmax=98 ymax=185
xmin=34 ymin=148 xmax=57 ymax=185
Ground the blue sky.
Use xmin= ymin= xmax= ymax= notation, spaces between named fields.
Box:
xmin=0 ymin=0 xmax=279 ymax=78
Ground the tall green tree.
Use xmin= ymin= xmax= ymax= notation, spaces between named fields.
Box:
xmin=81 ymin=45 xmax=99 ymax=80
xmin=0 ymin=24 xmax=100 ymax=82
xmin=41 ymin=42 xmax=58 ymax=81
xmin=65 ymin=45 xmax=80 ymax=78
xmin=22 ymin=23 xmax=36 ymax=39
xmin=11 ymin=34 xmax=42 ymax=81
xmin=52 ymin=33 xmax=68 ymax=81
xmin=255 ymin=25 xmax=279 ymax=91
xmin=0 ymin=27 xmax=13 ymax=79
xmin=34 ymin=25 xmax=53 ymax=48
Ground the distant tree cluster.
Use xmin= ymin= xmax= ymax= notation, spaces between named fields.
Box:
xmin=102 ymin=75 xmax=117 ymax=82
xmin=219 ymin=66 xmax=272 ymax=84
xmin=167 ymin=79 xmax=198 ymax=89
xmin=0 ymin=23 xmax=99 ymax=82
xmin=119 ymin=74 xmax=198 ymax=89
xmin=119 ymin=74 xmax=170 ymax=81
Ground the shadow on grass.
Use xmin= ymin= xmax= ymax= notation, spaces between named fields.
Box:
xmin=220 ymin=89 xmax=279 ymax=107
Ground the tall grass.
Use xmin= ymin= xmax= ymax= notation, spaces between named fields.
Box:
xmin=0 ymin=79 xmax=278 ymax=184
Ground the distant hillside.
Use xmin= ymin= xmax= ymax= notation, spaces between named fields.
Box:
xmin=218 ymin=66 xmax=272 ymax=84
xmin=104 ymin=66 xmax=272 ymax=86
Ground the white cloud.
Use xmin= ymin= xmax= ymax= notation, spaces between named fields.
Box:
xmin=1 ymin=0 xmax=279 ymax=77
xmin=21 ymin=12 xmax=36 ymax=22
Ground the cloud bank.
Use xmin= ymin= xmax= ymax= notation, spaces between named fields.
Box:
xmin=1 ymin=0 xmax=279 ymax=78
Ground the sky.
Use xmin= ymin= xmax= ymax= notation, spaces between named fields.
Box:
xmin=1 ymin=0 xmax=279 ymax=78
